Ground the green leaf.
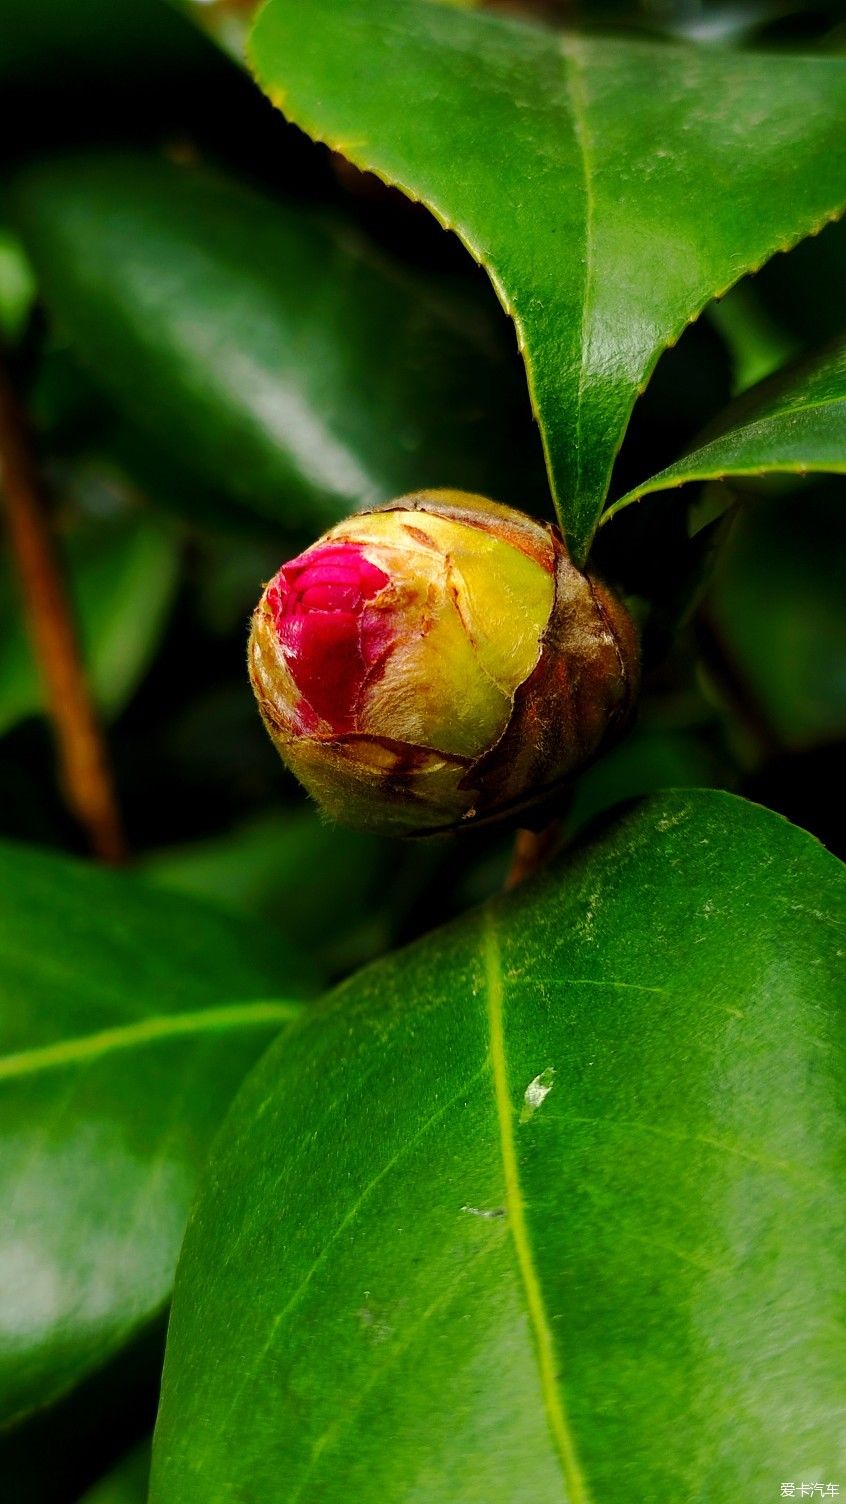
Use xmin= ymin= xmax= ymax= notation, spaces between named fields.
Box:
xmin=0 ymin=841 xmax=311 ymax=1429
xmin=78 ymin=1443 xmax=150 ymax=1504
xmin=565 ymin=724 xmax=730 ymax=837
xmin=606 ymin=336 xmax=846 ymax=521
xmin=0 ymin=511 xmax=179 ymax=739
xmin=753 ymin=212 xmax=846 ymax=355
xmin=142 ymin=809 xmax=439 ymax=982
xmin=151 ymin=790 xmax=846 ymax=1502
xmin=706 ymin=281 xmax=801 ymax=398
xmin=0 ymin=0 xmax=222 ymax=89
xmin=0 ymin=226 xmax=36 ymax=344
xmin=249 ymin=0 xmax=846 ymax=562
xmin=708 ymin=482 xmax=846 ymax=750
xmin=168 ymin=0 xmax=254 ymax=62
xmin=11 ymin=152 xmax=545 ymax=536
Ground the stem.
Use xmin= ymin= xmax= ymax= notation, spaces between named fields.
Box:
xmin=0 ymin=358 xmax=128 ymax=864
xmin=505 ymin=820 xmax=562 ymax=890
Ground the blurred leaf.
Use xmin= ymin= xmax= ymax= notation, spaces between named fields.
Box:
xmin=0 ymin=227 xmax=36 ymax=343
xmin=709 ymin=482 xmax=846 ymax=749
xmin=143 ymin=809 xmax=437 ymax=980
xmin=19 ymin=333 xmax=270 ymax=541
xmin=566 ymin=723 xmax=729 ymax=836
xmin=3 ymin=1336 xmax=158 ymax=1504
xmin=753 ymin=214 xmax=846 ymax=352
xmin=12 ymin=153 xmax=546 ymax=537
xmin=151 ymin=790 xmax=846 ymax=1502
xmin=169 ymin=0 xmax=257 ymax=62
xmin=77 ymin=1442 xmax=150 ymax=1504
xmin=0 ymin=840 xmax=312 ymax=1429
xmin=0 ymin=0 xmax=214 ymax=89
xmin=0 ymin=511 xmax=180 ymax=738
xmin=569 ymin=0 xmax=813 ymax=45
xmin=606 ymin=336 xmax=846 ymax=521
xmin=706 ymin=281 xmax=801 ymax=396
xmin=250 ymin=0 xmax=846 ymax=562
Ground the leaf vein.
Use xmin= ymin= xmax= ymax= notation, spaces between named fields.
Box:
xmin=0 ymin=1000 xmax=300 ymax=1081
xmin=482 ymin=912 xmax=592 ymax=1504
xmin=287 ymin=1234 xmax=507 ymax=1503
xmin=215 ymin=1062 xmax=491 ymax=1440
xmin=562 ymin=37 xmax=596 ymax=526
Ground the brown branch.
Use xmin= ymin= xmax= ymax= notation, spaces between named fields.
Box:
xmin=0 ymin=357 xmax=128 ymax=864
xmin=505 ymin=819 xmax=562 ymax=890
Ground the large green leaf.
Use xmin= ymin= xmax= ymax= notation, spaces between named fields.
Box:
xmin=0 ymin=841 xmax=310 ymax=1429
xmin=11 ymin=153 xmax=545 ymax=536
xmin=250 ymin=0 xmax=846 ymax=562
xmin=605 ymin=336 xmax=846 ymax=521
xmin=151 ymin=790 xmax=846 ymax=1502
xmin=0 ymin=512 xmax=179 ymax=738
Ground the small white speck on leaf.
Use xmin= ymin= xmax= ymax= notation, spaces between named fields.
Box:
xmin=520 ymin=1066 xmax=555 ymax=1124
xmin=357 ymin=1294 xmax=393 ymax=1343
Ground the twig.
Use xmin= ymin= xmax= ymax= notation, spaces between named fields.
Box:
xmin=0 ymin=357 xmax=128 ymax=864
xmin=505 ymin=819 xmax=562 ymax=890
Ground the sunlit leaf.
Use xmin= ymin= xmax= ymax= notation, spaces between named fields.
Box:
xmin=12 ymin=153 xmax=545 ymax=536
xmin=250 ymin=0 xmax=846 ymax=560
xmin=152 ymin=791 xmax=845 ymax=1501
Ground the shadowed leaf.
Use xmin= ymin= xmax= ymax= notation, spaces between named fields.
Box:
xmin=0 ymin=843 xmax=311 ymax=1428
xmin=606 ymin=336 xmax=846 ymax=522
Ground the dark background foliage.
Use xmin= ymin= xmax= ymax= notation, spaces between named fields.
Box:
xmin=1 ymin=0 xmax=845 ymax=1498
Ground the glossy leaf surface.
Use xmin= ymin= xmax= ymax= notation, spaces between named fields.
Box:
xmin=152 ymin=790 xmax=845 ymax=1502
xmin=0 ymin=842 xmax=309 ymax=1428
xmin=12 ymin=153 xmax=545 ymax=536
xmin=607 ymin=336 xmax=846 ymax=521
xmin=250 ymin=0 xmax=846 ymax=561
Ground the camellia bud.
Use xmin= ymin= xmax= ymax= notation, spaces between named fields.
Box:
xmin=248 ymin=491 xmax=638 ymax=836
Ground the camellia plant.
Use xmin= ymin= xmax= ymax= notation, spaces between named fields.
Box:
xmin=0 ymin=0 xmax=845 ymax=1501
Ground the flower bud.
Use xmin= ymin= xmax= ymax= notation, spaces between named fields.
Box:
xmin=248 ymin=491 xmax=638 ymax=836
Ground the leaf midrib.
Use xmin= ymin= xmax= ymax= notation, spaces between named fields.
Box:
xmin=562 ymin=36 xmax=595 ymax=532
xmin=482 ymin=912 xmax=592 ymax=1504
xmin=0 ymin=1000 xmax=301 ymax=1081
